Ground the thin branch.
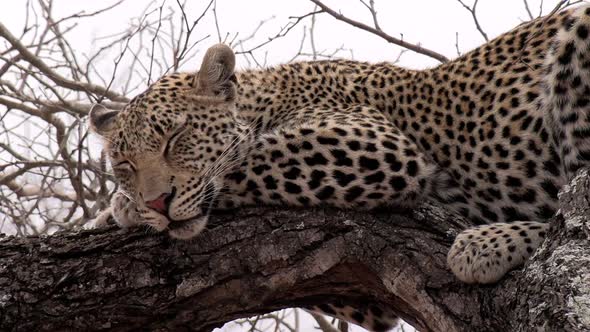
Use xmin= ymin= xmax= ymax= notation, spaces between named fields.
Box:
xmin=172 ymin=0 xmax=214 ymax=71
xmin=455 ymin=32 xmax=461 ymax=57
xmin=235 ymin=10 xmax=321 ymax=57
xmin=212 ymin=0 xmax=223 ymax=43
xmin=360 ymin=0 xmax=381 ymax=31
xmin=309 ymin=0 xmax=449 ymax=63
xmin=0 ymin=22 xmax=128 ymax=102
xmin=456 ymin=0 xmax=489 ymax=42
xmin=310 ymin=6 xmax=318 ymax=60
xmin=308 ymin=311 xmax=341 ymax=332
xmin=523 ymin=0 xmax=535 ymax=20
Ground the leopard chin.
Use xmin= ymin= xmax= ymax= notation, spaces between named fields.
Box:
xmin=167 ymin=216 xmax=208 ymax=240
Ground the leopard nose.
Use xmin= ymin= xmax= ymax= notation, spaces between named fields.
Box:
xmin=145 ymin=193 xmax=171 ymax=214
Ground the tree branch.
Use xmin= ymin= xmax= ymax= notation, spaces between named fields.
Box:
xmin=309 ymin=0 xmax=449 ymax=63
xmin=0 ymin=22 xmax=128 ymax=102
xmin=456 ymin=0 xmax=489 ymax=42
xmin=1 ymin=165 xmax=589 ymax=331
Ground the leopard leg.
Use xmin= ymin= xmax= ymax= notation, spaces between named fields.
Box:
xmin=306 ymin=303 xmax=398 ymax=332
xmin=447 ymin=221 xmax=550 ymax=284
xmin=105 ymin=191 xmax=170 ymax=231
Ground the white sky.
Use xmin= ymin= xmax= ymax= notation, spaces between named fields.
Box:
xmin=0 ymin=0 xmax=580 ymax=331
xmin=0 ymin=0 xmax=576 ymax=73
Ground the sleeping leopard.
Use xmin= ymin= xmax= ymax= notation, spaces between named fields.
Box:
xmin=90 ymin=5 xmax=590 ymax=331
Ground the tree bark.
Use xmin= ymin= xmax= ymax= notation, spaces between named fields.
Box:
xmin=1 ymin=171 xmax=589 ymax=332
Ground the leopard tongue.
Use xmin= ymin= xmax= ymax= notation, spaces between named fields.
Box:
xmin=145 ymin=194 xmax=168 ymax=214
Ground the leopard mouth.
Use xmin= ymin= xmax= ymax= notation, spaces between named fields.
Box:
xmin=166 ymin=182 xmax=217 ymax=231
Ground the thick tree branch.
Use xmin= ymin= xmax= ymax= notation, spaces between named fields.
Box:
xmin=1 ymin=170 xmax=589 ymax=331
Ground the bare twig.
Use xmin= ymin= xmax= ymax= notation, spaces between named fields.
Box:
xmin=235 ymin=10 xmax=322 ymax=56
xmin=309 ymin=0 xmax=449 ymax=63
xmin=0 ymin=22 xmax=128 ymax=102
xmin=360 ymin=0 xmax=382 ymax=31
xmin=455 ymin=32 xmax=461 ymax=57
xmin=172 ymin=0 xmax=214 ymax=71
xmin=148 ymin=1 xmax=165 ymax=85
xmin=456 ymin=0 xmax=489 ymax=42
xmin=523 ymin=0 xmax=535 ymax=20
xmin=308 ymin=311 xmax=341 ymax=332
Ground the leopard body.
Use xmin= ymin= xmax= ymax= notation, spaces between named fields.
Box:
xmin=89 ymin=5 xmax=590 ymax=331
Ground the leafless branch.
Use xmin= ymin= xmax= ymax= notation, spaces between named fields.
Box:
xmin=360 ymin=0 xmax=382 ymax=31
xmin=0 ymin=22 xmax=128 ymax=102
xmin=456 ymin=0 xmax=489 ymax=42
xmin=309 ymin=0 xmax=449 ymax=63
xmin=235 ymin=10 xmax=322 ymax=58
xmin=171 ymin=0 xmax=214 ymax=71
xmin=523 ymin=0 xmax=535 ymax=20
xmin=308 ymin=311 xmax=341 ymax=332
xmin=455 ymin=32 xmax=461 ymax=57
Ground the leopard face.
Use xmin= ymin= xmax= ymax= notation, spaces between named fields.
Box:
xmin=90 ymin=44 xmax=242 ymax=239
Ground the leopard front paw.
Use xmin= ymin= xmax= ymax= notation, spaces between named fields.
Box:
xmin=110 ymin=191 xmax=143 ymax=228
xmin=110 ymin=191 xmax=169 ymax=231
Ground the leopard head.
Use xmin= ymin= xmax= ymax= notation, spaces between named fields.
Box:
xmin=90 ymin=44 xmax=244 ymax=239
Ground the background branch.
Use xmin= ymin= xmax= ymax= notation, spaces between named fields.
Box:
xmin=309 ymin=0 xmax=449 ymax=63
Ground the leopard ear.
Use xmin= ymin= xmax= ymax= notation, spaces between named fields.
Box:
xmin=195 ymin=43 xmax=236 ymax=101
xmin=89 ymin=104 xmax=120 ymax=135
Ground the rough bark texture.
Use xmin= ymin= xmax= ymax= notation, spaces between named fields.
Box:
xmin=1 ymin=170 xmax=589 ymax=332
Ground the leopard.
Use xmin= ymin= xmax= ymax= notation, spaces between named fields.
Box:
xmin=89 ymin=4 xmax=590 ymax=331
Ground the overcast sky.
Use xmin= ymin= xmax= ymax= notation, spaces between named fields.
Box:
xmin=0 ymin=0 xmax=577 ymax=74
xmin=0 ymin=0 xmax=582 ymax=331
